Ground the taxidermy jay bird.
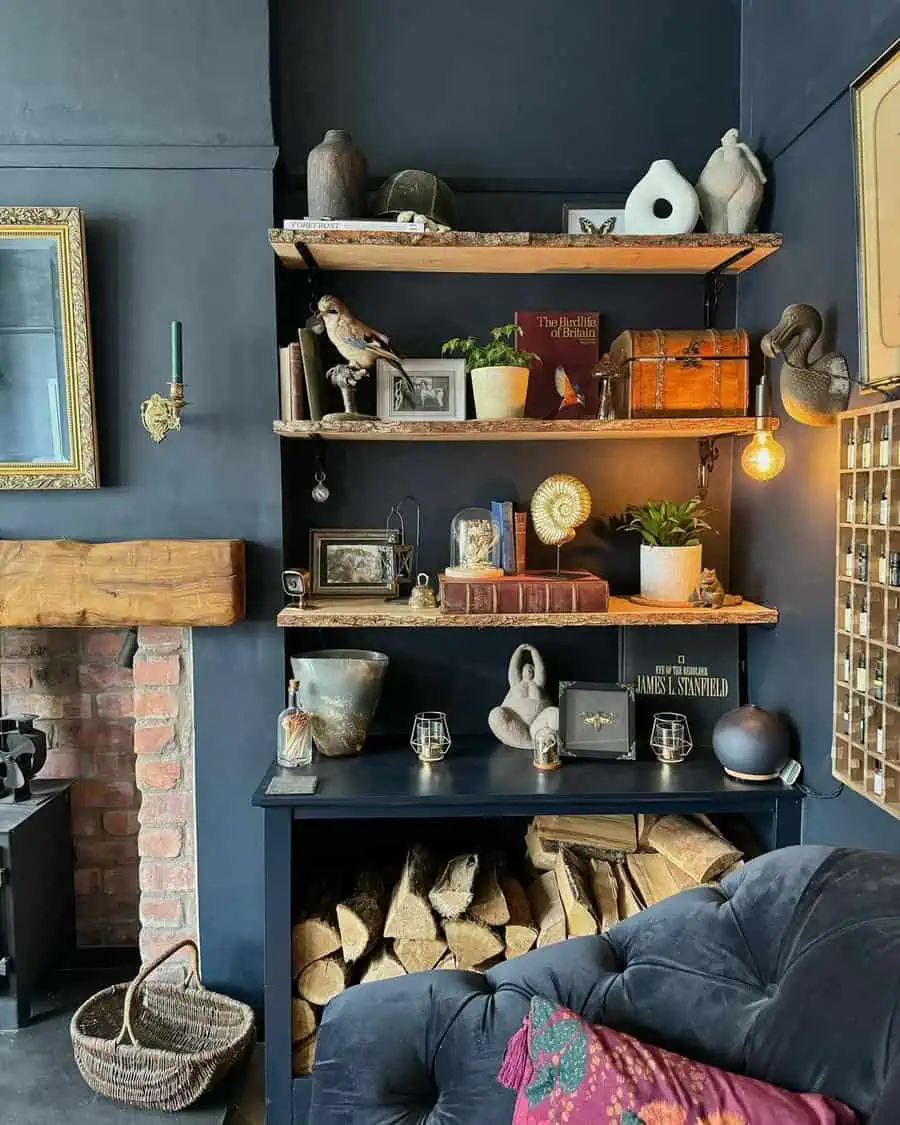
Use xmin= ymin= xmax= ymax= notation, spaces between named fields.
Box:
xmin=313 ymin=295 xmax=415 ymax=397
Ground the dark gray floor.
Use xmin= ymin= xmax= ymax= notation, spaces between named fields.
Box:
xmin=0 ymin=971 xmax=260 ymax=1125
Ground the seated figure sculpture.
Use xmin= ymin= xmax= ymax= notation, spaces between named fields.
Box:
xmin=488 ymin=644 xmax=557 ymax=749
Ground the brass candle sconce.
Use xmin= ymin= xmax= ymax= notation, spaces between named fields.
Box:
xmin=141 ymin=321 xmax=187 ymax=443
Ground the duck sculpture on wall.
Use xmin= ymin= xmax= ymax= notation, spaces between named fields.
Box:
xmin=760 ymin=303 xmax=851 ymax=427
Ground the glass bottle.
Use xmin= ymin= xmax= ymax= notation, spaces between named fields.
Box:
xmin=891 ymin=552 xmax=900 ymax=588
xmin=858 ymin=542 xmax=869 ymax=583
xmin=859 ymin=486 xmax=870 ymax=524
xmin=877 ymin=723 xmax=885 ymax=756
xmin=862 ymin=425 xmax=872 ymax=468
xmin=881 ymin=423 xmax=891 ymax=467
xmin=875 ymin=658 xmax=885 ymax=701
xmin=858 ymin=709 xmax=867 ymax=744
xmin=843 ymin=591 xmax=853 ymax=632
xmin=879 ymin=546 xmax=889 ymax=585
xmin=277 ymin=679 xmax=314 ymax=768
xmin=842 ymin=699 xmax=851 ymax=735
xmin=841 ymin=648 xmax=851 ymax=682
xmin=859 ymin=594 xmax=869 ymax=636
xmin=845 ymin=485 xmax=855 ymax=524
xmin=880 ymin=488 xmax=889 ymax=525
xmin=856 ymin=650 xmax=868 ymax=692
xmin=847 ymin=430 xmax=856 ymax=468
xmin=845 ymin=541 xmax=855 ymax=578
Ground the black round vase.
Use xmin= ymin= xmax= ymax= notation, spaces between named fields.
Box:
xmin=712 ymin=704 xmax=790 ymax=781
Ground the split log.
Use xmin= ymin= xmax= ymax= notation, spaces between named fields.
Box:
xmin=434 ymin=951 xmax=458 ymax=970
xmin=613 ymin=861 xmax=643 ymax=919
xmin=292 ymin=917 xmax=341 ymax=976
xmin=664 ymin=859 xmax=699 ymax=892
xmin=336 ymin=871 xmax=386 ymax=963
xmin=625 ymin=853 xmax=688 ymax=906
xmin=429 ymin=854 xmax=479 ymax=919
xmin=647 ymin=815 xmax=742 ymax=883
xmin=527 ymin=870 xmax=566 ymax=947
xmin=637 ymin=813 xmax=659 ymax=849
xmin=554 ymin=849 xmax=598 ymax=937
xmin=469 ymin=859 xmax=510 ymax=926
xmin=384 ymin=845 xmax=439 ymax=939
xmin=360 ymin=945 xmax=406 ymax=984
xmin=444 ymin=918 xmax=505 ymax=970
xmin=533 ymin=814 xmax=638 ymax=853
xmin=297 ymin=955 xmax=349 ymax=1006
xmin=588 ymin=859 xmax=620 ymax=932
xmin=525 ymin=823 xmax=557 ymax=871
xmin=716 ymin=858 xmax=745 ymax=881
xmin=293 ymin=1034 xmax=317 ymax=1077
xmin=393 ymin=938 xmax=448 ymax=974
xmin=501 ymin=874 xmax=538 ymax=958
xmin=292 ymin=997 xmax=317 ymax=1044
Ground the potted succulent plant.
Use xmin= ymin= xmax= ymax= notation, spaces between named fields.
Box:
xmin=442 ymin=325 xmax=539 ymax=419
xmin=622 ymin=498 xmax=713 ymax=603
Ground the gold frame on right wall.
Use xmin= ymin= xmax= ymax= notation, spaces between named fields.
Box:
xmin=853 ymin=39 xmax=900 ymax=390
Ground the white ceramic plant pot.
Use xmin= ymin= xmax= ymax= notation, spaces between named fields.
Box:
xmin=640 ymin=543 xmax=702 ymax=603
xmin=625 ymin=158 xmax=700 ymax=235
xmin=470 ymin=366 xmax=529 ymax=420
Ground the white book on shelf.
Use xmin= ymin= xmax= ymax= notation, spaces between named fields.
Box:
xmin=283 ymin=218 xmax=426 ymax=233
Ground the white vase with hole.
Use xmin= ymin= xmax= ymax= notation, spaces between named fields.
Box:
xmin=640 ymin=543 xmax=703 ymax=603
xmin=470 ymin=366 xmax=530 ymax=420
xmin=625 ymin=159 xmax=700 ymax=235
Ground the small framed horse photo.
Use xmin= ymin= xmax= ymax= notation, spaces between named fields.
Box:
xmin=376 ymin=358 xmax=466 ymax=422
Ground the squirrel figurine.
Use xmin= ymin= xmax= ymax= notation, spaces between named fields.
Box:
xmin=690 ymin=568 xmax=726 ymax=608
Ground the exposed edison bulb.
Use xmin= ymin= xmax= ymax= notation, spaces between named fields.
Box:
xmin=741 ymin=429 xmax=786 ymax=481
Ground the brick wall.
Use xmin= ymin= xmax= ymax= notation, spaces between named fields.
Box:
xmin=0 ymin=626 xmax=197 ymax=960
xmin=0 ymin=627 xmax=138 ymax=947
xmin=134 ymin=626 xmax=198 ymax=964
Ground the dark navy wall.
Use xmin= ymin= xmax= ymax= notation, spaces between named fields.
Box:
xmin=0 ymin=2 xmax=282 ymax=1006
xmin=735 ymin=3 xmax=900 ymax=849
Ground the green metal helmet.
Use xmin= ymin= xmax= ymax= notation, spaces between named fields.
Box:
xmin=373 ymin=169 xmax=456 ymax=228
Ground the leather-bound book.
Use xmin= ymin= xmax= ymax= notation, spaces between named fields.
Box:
xmin=439 ymin=571 xmax=609 ymax=615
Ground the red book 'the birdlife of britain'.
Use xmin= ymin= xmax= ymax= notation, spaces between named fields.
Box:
xmin=515 ymin=310 xmax=600 ymax=418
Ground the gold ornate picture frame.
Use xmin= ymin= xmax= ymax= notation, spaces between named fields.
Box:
xmin=0 ymin=206 xmax=98 ymax=487
xmin=854 ymin=40 xmax=900 ymax=390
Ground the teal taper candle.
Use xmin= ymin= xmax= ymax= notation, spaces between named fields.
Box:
xmin=171 ymin=320 xmax=183 ymax=385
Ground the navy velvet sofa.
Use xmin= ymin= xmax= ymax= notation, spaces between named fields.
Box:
xmin=310 ymin=847 xmax=900 ymax=1124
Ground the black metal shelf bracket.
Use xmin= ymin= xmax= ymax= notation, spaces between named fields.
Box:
xmin=703 ymin=245 xmax=755 ymax=329
xmin=697 ymin=437 xmax=720 ymax=498
xmin=295 ymin=240 xmax=324 ymax=312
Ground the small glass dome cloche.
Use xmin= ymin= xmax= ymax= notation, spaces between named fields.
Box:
xmin=446 ymin=507 xmax=503 ymax=578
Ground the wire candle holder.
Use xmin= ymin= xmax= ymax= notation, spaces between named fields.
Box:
xmin=410 ymin=711 xmax=452 ymax=763
xmin=650 ymin=712 xmax=693 ymax=764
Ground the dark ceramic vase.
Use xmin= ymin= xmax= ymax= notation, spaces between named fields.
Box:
xmin=306 ymin=130 xmax=367 ymax=220
xmin=712 ymin=704 xmax=790 ymax=781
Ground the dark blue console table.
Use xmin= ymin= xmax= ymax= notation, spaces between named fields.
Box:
xmin=252 ymin=739 xmax=802 ymax=1125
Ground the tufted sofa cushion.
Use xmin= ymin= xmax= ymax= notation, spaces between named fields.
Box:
xmin=310 ymin=847 xmax=900 ymax=1124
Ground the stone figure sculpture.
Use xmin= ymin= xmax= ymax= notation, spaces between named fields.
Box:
xmin=695 ymin=128 xmax=767 ymax=234
xmin=761 ymin=303 xmax=851 ymax=426
xmin=489 ymin=644 xmax=556 ymax=749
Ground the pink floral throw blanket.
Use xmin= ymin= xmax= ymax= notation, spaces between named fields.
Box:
xmin=498 ymin=996 xmax=857 ymax=1125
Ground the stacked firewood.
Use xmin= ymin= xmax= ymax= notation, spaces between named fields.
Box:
xmin=291 ymin=813 xmax=743 ymax=1075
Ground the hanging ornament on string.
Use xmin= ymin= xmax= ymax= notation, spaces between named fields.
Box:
xmin=311 ymin=455 xmax=330 ymax=504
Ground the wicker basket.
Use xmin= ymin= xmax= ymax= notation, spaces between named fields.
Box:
xmin=70 ymin=939 xmax=255 ymax=1112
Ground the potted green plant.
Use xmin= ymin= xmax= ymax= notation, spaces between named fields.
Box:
xmin=441 ymin=325 xmax=539 ymax=419
xmin=622 ymin=498 xmax=713 ymax=603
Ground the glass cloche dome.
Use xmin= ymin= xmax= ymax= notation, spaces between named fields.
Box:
xmin=445 ymin=507 xmax=503 ymax=578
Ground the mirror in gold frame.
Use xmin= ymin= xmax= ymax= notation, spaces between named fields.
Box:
xmin=0 ymin=207 xmax=98 ymax=488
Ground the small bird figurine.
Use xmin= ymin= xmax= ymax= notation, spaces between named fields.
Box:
xmin=553 ymin=367 xmax=586 ymax=416
xmin=315 ymin=295 xmax=414 ymax=395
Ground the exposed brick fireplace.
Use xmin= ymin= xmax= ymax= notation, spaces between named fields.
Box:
xmin=0 ymin=625 xmax=197 ymax=963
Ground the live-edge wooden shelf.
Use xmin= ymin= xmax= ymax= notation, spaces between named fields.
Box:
xmin=268 ymin=229 xmax=782 ymax=275
xmin=274 ymin=416 xmax=777 ymax=442
xmin=277 ymin=595 xmax=778 ymax=628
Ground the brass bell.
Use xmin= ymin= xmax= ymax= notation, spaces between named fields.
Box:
xmin=408 ymin=572 xmax=437 ymax=610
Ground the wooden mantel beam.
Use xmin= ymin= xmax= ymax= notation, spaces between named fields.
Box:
xmin=0 ymin=539 xmax=245 ymax=627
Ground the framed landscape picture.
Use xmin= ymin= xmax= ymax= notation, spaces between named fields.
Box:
xmin=376 ymin=358 xmax=466 ymax=422
xmin=853 ymin=41 xmax=900 ymax=388
xmin=309 ymin=528 xmax=400 ymax=598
